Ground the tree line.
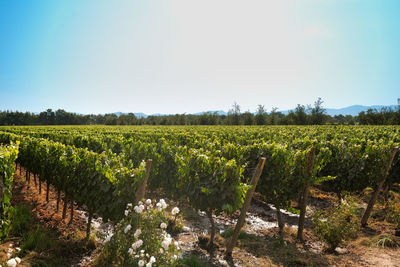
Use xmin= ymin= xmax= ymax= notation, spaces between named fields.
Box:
xmin=1 ymin=98 xmax=399 ymax=125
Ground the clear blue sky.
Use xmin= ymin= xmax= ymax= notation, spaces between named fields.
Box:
xmin=0 ymin=0 xmax=399 ymax=114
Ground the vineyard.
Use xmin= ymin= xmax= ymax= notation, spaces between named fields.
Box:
xmin=1 ymin=125 xmax=400 ymax=266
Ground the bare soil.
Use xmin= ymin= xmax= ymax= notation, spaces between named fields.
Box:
xmin=0 ymin=165 xmax=94 ymax=266
xmin=2 ymin=166 xmax=400 ymax=266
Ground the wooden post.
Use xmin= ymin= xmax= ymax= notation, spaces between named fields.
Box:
xmin=86 ymin=211 xmax=93 ymax=240
xmin=0 ymin=175 xmax=4 ymax=203
xmin=68 ymin=199 xmax=74 ymax=225
xmin=275 ymin=201 xmax=284 ymax=236
xmin=297 ymin=147 xmax=315 ymax=242
xmin=225 ymin=157 xmax=266 ymax=257
xmin=46 ymin=183 xmax=50 ymax=202
xmin=25 ymin=169 xmax=29 ymax=189
xmin=62 ymin=195 xmax=68 ymax=219
xmin=207 ymin=210 xmax=216 ymax=249
xmin=361 ymin=146 xmax=398 ymax=227
xmin=56 ymin=189 xmax=61 ymax=212
xmin=135 ymin=159 xmax=152 ymax=204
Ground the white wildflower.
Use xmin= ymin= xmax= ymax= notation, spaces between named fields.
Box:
xmin=138 ymin=260 xmax=145 ymax=267
xmin=128 ymin=248 xmax=134 ymax=255
xmin=171 ymin=207 xmax=180 ymax=216
xmin=15 ymin=257 xmax=21 ymax=263
xmin=146 ymin=263 xmax=152 ymax=267
xmin=159 ymin=199 xmax=167 ymax=209
xmin=104 ymin=234 xmax=113 ymax=243
xmin=131 ymin=239 xmax=143 ymax=250
xmin=145 ymin=199 xmax=151 ymax=205
xmin=159 ymin=248 xmax=164 ymax=254
xmin=161 ymin=237 xmax=172 ymax=251
xmin=124 ymin=210 xmax=129 ymax=216
xmin=127 ymin=203 xmax=133 ymax=208
xmin=124 ymin=224 xmax=132 ymax=233
xmin=138 ymin=201 xmax=143 ymax=205
xmin=150 ymin=256 xmax=156 ymax=263
xmin=160 ymin=222 xmax=167 ymax=229
xmin=156 ymin=203 xmax=162 ymax=211
xmin=163 ymin=232 xmax=171 ymax=240
xmin=134 ymin=228 xmax=142 ymax=238
xmin=6 ymin=259 xmax=17 ymax=267
xmin=134 ymin=205 xmax=145 ymax=213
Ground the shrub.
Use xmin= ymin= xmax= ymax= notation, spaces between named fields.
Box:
xmin=312 ymin=197 xmax=360 ymax=251
xmin=220 ymin=228 xmax=258 ymax=241
xmin=101 ymin=199 xmax=182 ymax=266
xmin=385 ymin=193 xmax=400 ymax=230
xmin=21 ymin=227 xmax=53 ymax=254
xmin=176 ymin=255 xmax=210 ymax=267
xmin=373 ymin=234 xmax=399 ymax=248
xmin=9 ymin=205 xmax=33 ymax=236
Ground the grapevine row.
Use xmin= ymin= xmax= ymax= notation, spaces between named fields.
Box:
xmin=0 ymin=126 xmax=399 ymax=244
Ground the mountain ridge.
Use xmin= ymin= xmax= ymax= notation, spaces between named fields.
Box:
xmin=113 ymin=105 xmax=398 ymax=118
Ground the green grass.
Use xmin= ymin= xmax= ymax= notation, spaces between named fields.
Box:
xmin=220 ymin=228 xmax=260 ymax=241
xmin=21 ymin=227 xmax=55 ymax=255
xmin=9 ymin=205 xmax=33 ymax=236
xmin=373 ymin=234 xmax=399 ymax=249
xmin=177 ymin=255 xmax=211 ymax=267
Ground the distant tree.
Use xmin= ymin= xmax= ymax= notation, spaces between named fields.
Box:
xmin=269 ymin=107 xmax=279 ymax=125
xmin=255 ymin=105 xmax=267 ymax=125
xmin=55 ymin=109 xmax=70 ymax=124
xmin=283 ymin=111 xmax=296 ymax=125
xmin=227 ymin=102 xmax=241 ymax=125
xmin=241 ymin=111 xmax=254 ymax=125
xmin=309 ymin=98 xmax=326 ymax=125
xmin=294 ymin=104 xmax=308 ymax=125
xmin=104 ymin=113 xmax=118 ymax=125
xmin=199 ymin=112 xmax=218 ymax=125
xmin=38 ymin=109 xmax=55 ymax=125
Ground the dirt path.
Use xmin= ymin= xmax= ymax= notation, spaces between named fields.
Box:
xmin=1 ymin=165 xmax=95 ymax=266
xmin=173 ymin=194 xmax=400 ymax=267
xmin=3 ymin=166 xmax=400 ymax=266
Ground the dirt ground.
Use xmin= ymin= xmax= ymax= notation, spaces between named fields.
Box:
xmin=2 ymin=166 xmax=400 ymax=266
xmin=0 ymin=165 xmax=94 ymax=266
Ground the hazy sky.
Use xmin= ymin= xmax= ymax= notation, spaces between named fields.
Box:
xmin=1 ymin=0 xmax=399 ymax=114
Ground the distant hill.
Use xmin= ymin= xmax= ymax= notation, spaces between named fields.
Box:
xmin=114 ymin=110 xmax=228 ymax=118
xmin=111 ymin=105 xmax=398 ymax=118
xmin=325 ymin=105 xmax=398 ymax=116
xmin=192 ymin=110 xmax=227 ymax=116
xmin=279 ymin=105 xmax=398 ymax=116
xmin=113 ymin=112 xmax=147 ymax=118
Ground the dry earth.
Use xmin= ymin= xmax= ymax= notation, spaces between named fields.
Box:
xmin=2 ymin=166 xmax=400 ymax=266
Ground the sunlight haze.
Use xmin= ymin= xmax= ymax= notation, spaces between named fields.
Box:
xmin=0 ymin=0 xmax=399 ymax=114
